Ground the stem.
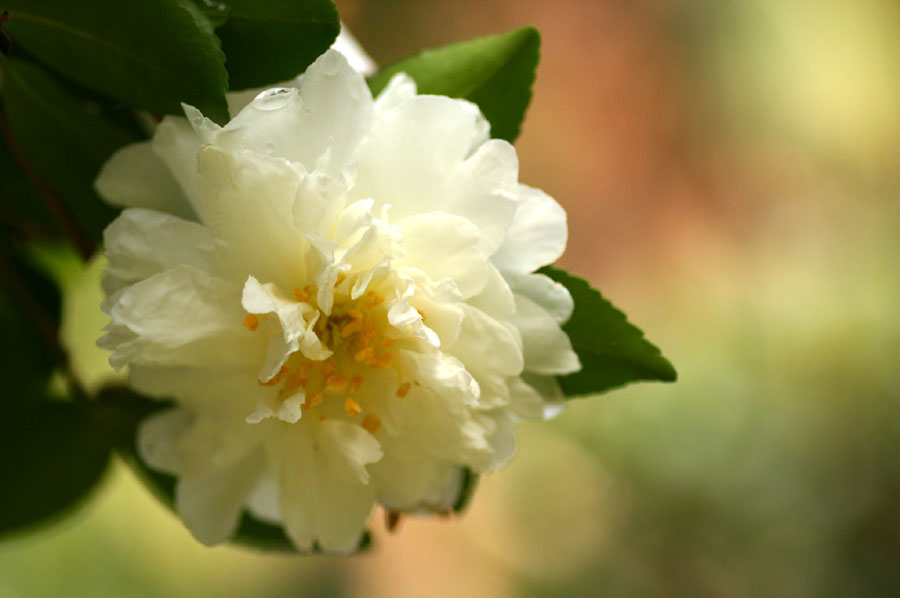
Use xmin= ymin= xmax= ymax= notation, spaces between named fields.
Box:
xmin=0 ymin=96 xmax=95 ymax=260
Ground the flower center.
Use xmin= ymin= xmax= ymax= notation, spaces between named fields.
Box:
xmin=243 ymin=276 xmax=413 ymax=433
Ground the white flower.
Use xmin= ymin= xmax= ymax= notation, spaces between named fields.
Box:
xmin=96 ymin=49 xmax=580 ymax=553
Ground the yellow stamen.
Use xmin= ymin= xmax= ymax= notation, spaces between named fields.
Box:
xmin=304 ymin=390 xmax=324 ymax=409
xmin=362 ymin=414 xmax=381 ymax=434
xmin=325 ymin=373 xmax=349 ymax=394
xmin=335 ymin=272 xmax=347 ymax=287
xmin=321 ymin=358 xmax=336 ymax=375
xmin=350 ymin=375 xmax=363 ymax=393
xmin=242 ymin=313 xmax=259 ymax=331
xmin=344 ymin=397 xmax=362 ymax=416
xmin=293 ymin=288 xmax=309 ymax=303
xmin=365 ymin=291 xmax=384 ymax=307
xmin=396 ymin=382 xmax=411 ymax=398
xmin=341 ymin=309 xmax=365 ymax=337
xmin=379 ymin=338 xmax=396 ymax=348
xmin=355 ymin=346 xmax=375 ymax=363
xmin=374 ymin=354 xmax=393 ymax=369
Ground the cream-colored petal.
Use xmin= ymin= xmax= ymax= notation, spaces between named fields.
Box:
xmin=176 ymin=448 xmax=263 ymax=545
xmin=505 ymin=270 xmax=574 ymax=324
xmin=492 ymin=184 xmax=568 ymax=274
xmin=373 ymin=73 xmax=416 ymax=115
xmin=194 ymin=146 xmax=307 ymax=288
xmin=447 ymin=305 xmax=524 ymax=378
xmin=225 ymin=50 xmax=374 ymax=177
xmin=370 ymin=449 xmax=465 ymax=512
xmin=275 ymin=420 xmax=380 ymax=553
xmin=101 ymin=265 xmax=261 ymax=371
xmin=513 ymin=295 xmax=581 ymax=375
xmin=351 ymin=95 xmax=487 ymax=219
xmin=95 ymin=141 xmax=196 ymax=219
xmin=396 ymin=212 xmax=488 ymax=298
xmin=103 ymin=208 xmax=227 ymax=292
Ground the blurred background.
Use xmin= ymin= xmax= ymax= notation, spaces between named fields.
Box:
xmin=2 ymin=0 xmax=899 ymax=596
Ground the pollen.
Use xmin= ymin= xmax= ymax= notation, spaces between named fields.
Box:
xmin=344 ymin=397 xmax=363 ymax=416
xmin=259 ymin=366 xmax=288 ymax=386
xmin=396 ymin=381 xmax=411 ymax=398
xmin=242 ymin=313 xmax=259 ymax=331
xmin=364 ymin=291 xmax=384 ymax=307
xmin=362 ymin=413 xmax=381 ymax=434
xmin=304 ymin=390 xmax=324 ymax=409
xmin=350 ymin=375 xmax=363 ymax=393
xmin=293 ymin=288 xmax=309 ymax=303
xmin=335 ymin=272 xmax=347 ymax=287
xmin=325 ymin=373 xmax=349 ymax=394
xmin=355 ymin=346 xmax=375 ymax=363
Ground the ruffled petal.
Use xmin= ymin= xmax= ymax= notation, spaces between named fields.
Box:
xmin=513 ymin=294 xmax=581 ymax=375
xmin=95 ymin=141 xmax=196 ymax=219
xmin=492 ymin=184 xmax=568 ymax=274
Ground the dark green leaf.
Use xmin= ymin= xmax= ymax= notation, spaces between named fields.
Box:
xmin=540 ymin=266 xmax=677 ymax=396
xmin=197 ymin=0 xmax=339 ymax=90
xmin=97 ymin=385 xmax=372 ymax=553
xmin=368 ymin=26 xmax=540 ymax=142
xmin=2 ymin=0 xmax=229 ymax=123
xmin=452 ymin=467 xmax=479 ymax=513
xmin=0 ymin=133 xmax=58 ymax=238
xmin=3 ymin=59 xmax=136 ymax=242
xmin=0 ymin=400 xmax=111 ymax=534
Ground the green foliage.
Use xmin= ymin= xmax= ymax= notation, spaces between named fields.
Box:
xmin=368 ymin=26 xmax=540 ymax=142
xmin=1 ymin=0 xmax=230 ymax=124
xmin=2 ymin=59 xmax=136 ymax=243
xmin=196 ymin=0 xmax=340 ymax=90
xmin=540 ymin=266 xmax=677 ymax=396
xmin=0 ymin=400 xmax=111 ymax=534
xmin=453 ymin=468 xmax=479 ymax=513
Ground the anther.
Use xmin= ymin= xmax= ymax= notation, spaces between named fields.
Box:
xmin=396 ymin=382 xmax=411 ymax=398
xmin=344 ymin=397 xmax=362 ymax=416
xmin=242 ymin=313 xmax=259 ymax=331
xmin=362 ymin=414 xmax=381 ymax=434
xmin=293 ymin=288 xmax=309 ymax=303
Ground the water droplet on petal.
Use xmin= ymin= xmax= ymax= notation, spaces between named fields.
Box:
xmin=252 ymin=87 xmax=296 ymax=111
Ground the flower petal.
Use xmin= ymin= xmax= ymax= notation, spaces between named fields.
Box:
xmin=492 ymin=184 xmax=568 ymax=273
xmin=506 ymin=270 xmax=574 ymax=324
xmin=95 ymin=141 xmax=196 ymax=219
xmin=513 ymin=294 xmax=581 ymax=375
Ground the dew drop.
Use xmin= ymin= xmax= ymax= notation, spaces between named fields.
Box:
xmin=252 ymin=87 xmax=296 ymax=111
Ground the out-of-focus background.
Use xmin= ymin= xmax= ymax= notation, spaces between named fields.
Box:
xmin=2 ymin=1 xmax=899 ymax=596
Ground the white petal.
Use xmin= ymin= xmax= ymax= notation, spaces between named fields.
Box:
xmin=95 ymin=141 xmax=195 ymax=219
xmin=275 ymin=420 xmax=380 ymax=553
xmin=448 ymin=305 xmax=524 ymax=378
xmin=103 ymin=208 xmax=226 ymax=292
xmin=176 ymin=448 xmax=263 ymax=545
xmin=129 ymin=364 xmax=266 ymax=415
xmin=242 ymin=276 xmax=330 ymax=380
xmin=194 ymin=146 xmax=307 ymax=288
xmin=332 ymin=24 xmax=377 ymax=76
xmin=513 ymin=295 xmax=581 ymax=375
xmin=396 ymin=212 xmax=488 ymax=298
xmin=505 ymin=271 xmax=574 ymax=324
xmin=352 ymin=95 xmax=487 ymax=219
xmin=226 ymin=50 xmax=373 ymax=176
xmin=101 ymin=265 xmax=260 ymax=371
xmin=373 ymin=73 xmax=417 ymax=115
xmin=137 ymin=407 xmax=194 ymax=475
xmin=492 ymin=184 xmax=568 ymax=273
xmin=370 ymin=450 xmax=465 ymax=512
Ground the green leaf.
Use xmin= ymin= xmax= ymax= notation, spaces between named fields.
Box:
xmin=0 ymin=134 xmax=58 ymax=238
xmin=196 ymin=0 xmax=340 ymax=90
xmin=2 ymin=59 xmax=137 ymax=242
xmin=540 ymin=266 xmax=677 ymax=396
xmin=0 ymin=400 xmax=112 ymax=534
xmin=367 ymin=26 xmax=541 ymax=142
xmin=2 ymin=0 xmax=229 ymax=123
xmin=96 ymin=386 xmax=373 ymax=554
xmin=452 ymin=468 xmax=479 ymax=513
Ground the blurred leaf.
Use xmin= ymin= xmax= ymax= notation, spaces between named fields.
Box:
xmin=0 ymin=400 xmax=111 ymax=534
xmin=452 ymin=467 xmax=479 ymax=513
xmin=97 ymin=385 xmax=372 ymax=554
xmin=3 ymin=59 xmax=136 ymax=242
xmin=368 ymin=26 xmax=540 ymax=142
xmin=0 ymin=236 xmax=62 ymax=398
xmin=196 ymin=0 xmax=339 ymax=90
xmin=0 ymin=134 xmax=58 ymax=238
xmin=540 ymin=266 xmax=677 ymax=396
xmin=2 ymin=0 xmax=229 ymax=123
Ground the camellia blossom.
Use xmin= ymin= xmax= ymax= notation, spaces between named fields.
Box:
xmin=96 ymin=48 xmax=580 ymax=553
